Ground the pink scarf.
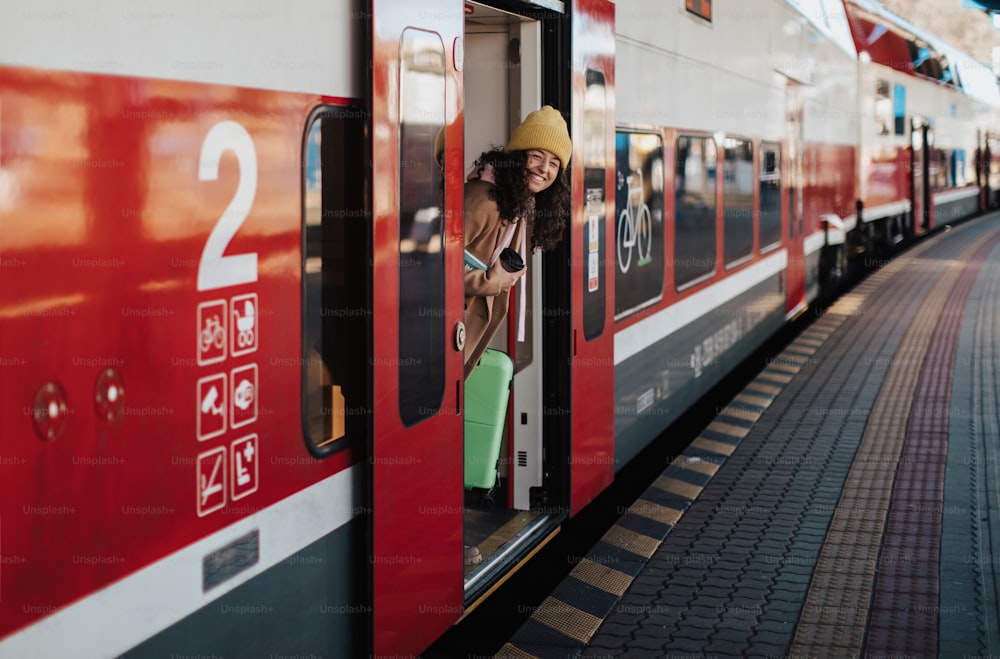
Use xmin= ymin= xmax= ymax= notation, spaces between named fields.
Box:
xmin=468 ymin=164 xmax=528 ymax=343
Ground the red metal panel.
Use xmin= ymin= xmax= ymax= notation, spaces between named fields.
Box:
xmin=0 ymin=66 xmax=358 ymax=638
xmin=570 ymin=0 xmax=616 ymax=514
xmin=368 ymin=0 xmax=465 ymax=655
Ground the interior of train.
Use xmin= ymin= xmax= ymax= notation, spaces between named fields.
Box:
xmin=461 ymin=1 xmax=558 ymax=596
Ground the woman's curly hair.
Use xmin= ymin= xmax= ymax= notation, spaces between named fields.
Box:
xmin=472 ymin=148 xmax=570 ymax=251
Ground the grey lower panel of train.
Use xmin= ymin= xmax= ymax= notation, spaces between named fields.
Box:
xmin=123 ymin=517 xmax=365 ymax=658
xmin=614 ymin=273 xmax=787 ymax=468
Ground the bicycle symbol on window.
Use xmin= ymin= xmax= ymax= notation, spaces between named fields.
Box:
xmin=617 ymin=169 xmax=652 ymax=274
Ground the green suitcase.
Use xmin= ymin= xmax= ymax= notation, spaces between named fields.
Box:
xmin=464 ymin=349 xmax=513 ymax=490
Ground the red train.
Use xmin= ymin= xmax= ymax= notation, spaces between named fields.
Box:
xmin=2 ymin=0 xmax=997 ymax=657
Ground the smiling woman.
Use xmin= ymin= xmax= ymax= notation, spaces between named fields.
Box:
xmin=461 ymin=106 xmax=572 ymax=377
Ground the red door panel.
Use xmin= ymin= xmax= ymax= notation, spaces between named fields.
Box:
xmin=368 ymin=1 xmax=465 ymax=656
xmin=570 ymin=0 xmax=616 ymax=514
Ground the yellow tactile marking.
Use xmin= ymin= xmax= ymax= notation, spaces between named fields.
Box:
xmin=718 ymin=405 xmax=763 ymax=424
xmin=733 ymin=392 xmax=773 ymax=408
xmin=771 ymin=353 xmax=811 ymax=365
xmin=746 ymin=381 xmax=783 ymax=397
xmin=767 ymin=361 xmax=802 ymax=374
xmin=759 ymin=369 xmax=794 ymax=384
xmin=570 ymin=559 xmax=635 ymax=597
xmin=628 ymin=500 xmax=684 ymax=526
xmin=671 ymin=454 xmax=721 ymax=477
xmin=530 ymin=596 xmax=605 ymax=643
xmin=789 ymin=231 xmax=991 ymax=659
xmin=601 ymin=524 xmax=662 ymax=559
xmin=706 ymin=420 xmax=751 ymax=439
xmin=691 ymin=436 xmax=738 ymax=456
xmin=495 ymin=643 xmax=540 ymax=659
xmin=652 ymin=475 xmax=703 ymax=501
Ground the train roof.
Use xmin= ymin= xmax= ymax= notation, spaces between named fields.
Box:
xmin=785 ymin=0 xmax=858 ymax=58
xmin=844 ymin=0 xmax=1000 ymax=102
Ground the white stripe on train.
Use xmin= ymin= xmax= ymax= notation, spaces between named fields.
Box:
xmin=0 ymin=465 xmax=361 ymax=659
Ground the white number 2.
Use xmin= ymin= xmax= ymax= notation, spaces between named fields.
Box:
xmin=197 ymin=120 xmax=258 ymax=291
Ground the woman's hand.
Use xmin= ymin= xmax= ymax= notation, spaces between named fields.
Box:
xmin=489 ymin=259 xmax=525 ymax=292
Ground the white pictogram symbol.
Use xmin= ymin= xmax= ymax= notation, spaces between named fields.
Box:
xmin=231 ymin=434 xmax=259 ymax=500
xmin=196 ymin=373 xmax=227 ymax=440
xmin=197 ymin=300 xmax=228 ymax=365
xmin=230 ymin=364 xmax=258 ymax=429
xmin=234 ymin=379 xmax=253 ymax=411
xmin=237 ymin=441 xmax=254 ymax=485
xmin=197 ymin=447 xmax=227 ymax=516
xmin=231 ymin=294 xmax=258 ymax=356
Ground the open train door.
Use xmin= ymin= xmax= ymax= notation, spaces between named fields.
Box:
xmin=367 ymin=0 xmax=466 ymax=655
xmin=567 ymin=0 xmax=616 ymax=513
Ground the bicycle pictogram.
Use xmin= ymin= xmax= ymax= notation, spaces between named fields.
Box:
xmin=616 ymin=169 xmax=653 ymax=274
xmin=200 ymin=315 xmax=226 ymax=353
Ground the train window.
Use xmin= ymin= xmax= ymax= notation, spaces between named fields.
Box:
xmin=583 ymin=69 xmax=608 ymax=340
xmin=614 ymin=131 xmax=664 ymax=320
xmin=397 ymin=28 xmax=447 ymax=426
xmin=759 ymin=142 xmax=781 ymax=252
xmin=955 ymin=150 xmax=968 ymax=187
xmin=875 ymin=80 xmax=891 ymax=136
xmin=674 ymin=135 xmax=717 ymax=289
xmin=301 ymin=106 xmax=371 ymax=456
xmin=930 ymin=148 xmax=947 ymax=189
xmin=722 ymin=137 xmax=753 ymax=268
xmin=893 ymin=84 xmax=906 ymax=136
xmin=685 ymin=0 xmax=711 ymax=21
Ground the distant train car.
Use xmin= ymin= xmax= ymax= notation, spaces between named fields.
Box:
xmin=1 ymin=1 xmax=996 ymax=658
xmin=845 ymin=0 xmax=1000 ymax=255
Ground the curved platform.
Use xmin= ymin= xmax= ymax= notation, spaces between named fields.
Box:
xmin=497 ymin=212 xmax=1000 ymax=658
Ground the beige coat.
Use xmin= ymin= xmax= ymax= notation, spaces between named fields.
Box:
xmin=463 ymin=179 xmax=526 ymax=378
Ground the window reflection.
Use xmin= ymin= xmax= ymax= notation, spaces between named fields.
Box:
xmin=301 ymin=107 xmax=370 ymax=456
xmin=675 ymin=135 xmax=717 ymax=288
xmin=398 ymin=28 xmax=446 ymax=426
xmin=723 ymin=137 xmax=753 ymax=267
xmin=760 ymin=142 xmax=782 ymax=251
xmin=614 ymin=131 xmax=664 ymax=319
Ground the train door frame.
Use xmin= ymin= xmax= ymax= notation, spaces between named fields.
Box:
xmin=564 ymin=0 xmax=616 ymax=513
xmin=911 ymin=116 xmax=930 ymax=234
xmin=366 ymin=0 xmax=465 ymax=656
xmin=459 ymin=0 xmax=573 ymax=606
xmin=785 ymin=80 xmax=806 ymax=318
xmin=463 ymin=1 xmax=548 ymax=516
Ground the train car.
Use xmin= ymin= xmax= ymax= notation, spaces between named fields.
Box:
xmin=610 ymin=0 xmax=859 ymax=467
xmin=0 ymin=1 xmax=996 ymax=658
xmin=844 ymin=0 xmax=1000 ymax=253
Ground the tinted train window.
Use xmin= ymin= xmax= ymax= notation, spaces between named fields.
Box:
xmin=760 ymin=141 xmax=781 ymax=251
xmin=301 ymin=106 xmax=371 ymax=456
xmin=723 ymin=137 xmax=753 ymax=267
xmin=398 ymin=28 xmax=446 ymax=426
xmin=675 ymin=135 xmax=717 ymax=288
xmin=615 ymin=131 xmax=664 ymax=319
xmin=583 ymin=69 xmax=608 ymax=341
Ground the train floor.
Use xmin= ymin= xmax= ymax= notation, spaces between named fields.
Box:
xmin=497 ymin=212 xmax=1000 ymax=658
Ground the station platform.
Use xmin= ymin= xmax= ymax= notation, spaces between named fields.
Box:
xmin=497 ymin=212 xmax=1000 ymax=658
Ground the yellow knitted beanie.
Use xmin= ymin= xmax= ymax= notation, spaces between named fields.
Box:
xmin=506 ymin=106 xmax=572 ymax=167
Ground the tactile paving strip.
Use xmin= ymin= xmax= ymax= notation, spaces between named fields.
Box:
xmin=497 ymin=216 xmax=1000 ymax=659
xmin=865 ymin=234 xmax=1000 ymax=656
xmin=790 ymin=228 xmax=1000 ymax=658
